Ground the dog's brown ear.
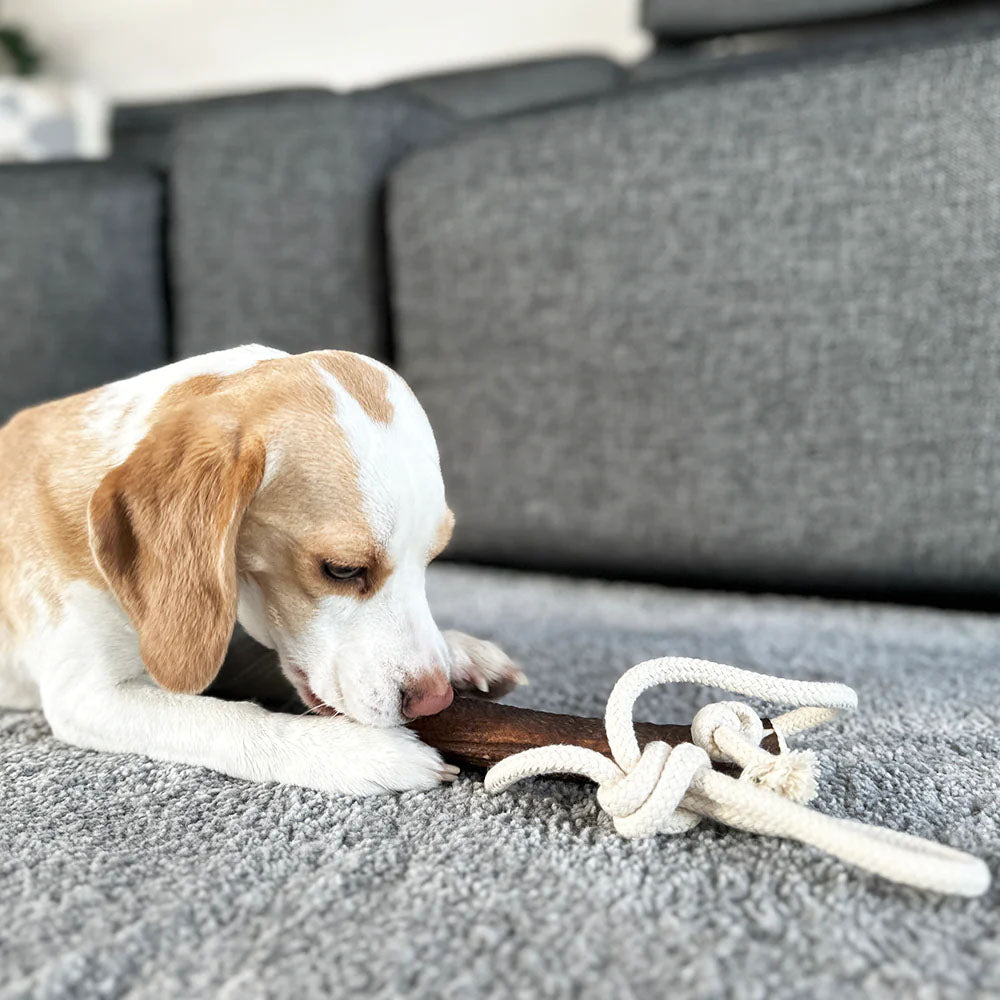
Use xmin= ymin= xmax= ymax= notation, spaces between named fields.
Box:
xmin=88 ymin=405 xmax=266 ymax=694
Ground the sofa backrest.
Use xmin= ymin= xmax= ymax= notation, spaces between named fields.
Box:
xmin=642 ymin=0 xmax=934 ymax=38
xmin=397 ymin=56 xmax=626 ymax=120
xmin=0 ymin=162 xmax=167 ymax=422
xmin=388 ymin=10 xmax=1000 ymax=598
xmin=169 ymin=90 xmax=453 ymax=361
xmin=155 ymin=59 xmax=625 ymax=362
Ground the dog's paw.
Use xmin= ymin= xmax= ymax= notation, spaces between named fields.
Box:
xmin=444 ymin=629 xmax=527 ymax=700
xmin=358 ymin=725 xmax=460 ymax=794
xmin=288 ymin=718 xmax=459 ymax=796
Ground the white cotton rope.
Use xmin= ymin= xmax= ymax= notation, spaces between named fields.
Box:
xmin=484 ymin=657 xmax=990 ymax=897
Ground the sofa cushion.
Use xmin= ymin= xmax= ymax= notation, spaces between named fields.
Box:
xmin=397 ymin=56 xmax=625 ymax=119
xmin=390 ymin=14 xmax=1000 ymax=597
xmin=111 ymin=88 xmax=330 ymax=171
xmin=0 ymin=163 xmax=167 ymax=421
xmin=114 ymin=57 xmax=622 ymax=174
xmin=3 ymin=564 xmax=997 ymax=996
xmin=642 ymin=0 xmax=928 ymax=37
xmin=171 ymin=90 xmax=453 ymax=360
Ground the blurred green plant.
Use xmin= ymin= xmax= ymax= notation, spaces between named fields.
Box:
xmin=0 ymin=23 xmax=43 ymax=76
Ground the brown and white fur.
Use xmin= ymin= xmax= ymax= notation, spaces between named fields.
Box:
xmin=0 ymin=345 xmax=522 ymax=795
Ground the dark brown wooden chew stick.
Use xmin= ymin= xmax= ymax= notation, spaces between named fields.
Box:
xmin=409 ymin=695 xmax=779 ymax=777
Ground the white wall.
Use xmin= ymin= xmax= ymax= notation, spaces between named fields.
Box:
xmin=7 ymin=0 xmax=650 ymax=103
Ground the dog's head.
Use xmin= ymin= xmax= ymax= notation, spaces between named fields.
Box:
xmin=88 ymin=350 xmax=456 ymax=726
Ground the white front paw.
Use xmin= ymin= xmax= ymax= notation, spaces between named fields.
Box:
xmin=354 ymin=724 xmax=460 ymax=795
xmin=274 ymin=716 xmax=459 ymax=797
xmin=444 ymin=629 xmax=527 ymax=699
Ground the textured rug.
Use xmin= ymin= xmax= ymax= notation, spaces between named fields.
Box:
xmin=2 ymin=565 xmax=998 ymax=999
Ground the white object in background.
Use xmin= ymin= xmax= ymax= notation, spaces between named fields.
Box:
xmin=5 ymin=0 xmax=650 ymax=102
xmin=0 ymin=78 xmax=108 ymax=162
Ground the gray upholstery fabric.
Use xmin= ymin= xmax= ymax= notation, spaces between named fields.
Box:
xmin=171 ymin=90 xmax=453 ymax=360
xmin=642 ymin=0 xmax=926 ymax=36
xmin=630 ymin=50 xmax=705 ymax=84
xmin=111 ymin=89 xmax=330 ymax=171
xmin=2 ymin=564 xmax=998 ymax=998
xmin=114 ymin=57 xmax=621 ymax=173
xmin=112 ymin=101 xmax=186 ymax=170
xmin=0 ymin=163 xmax=167 ymax=422
xmin=398 ymin=56 xmax=625 ymax=120
xmin=637 ymin=1 xmax=1000 ymax=73
xmin=390 ymin=17 xmax=1000 ymax=596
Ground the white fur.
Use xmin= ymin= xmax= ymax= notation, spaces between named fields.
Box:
xmin=31 ymin=584 xmax=450 ymax=796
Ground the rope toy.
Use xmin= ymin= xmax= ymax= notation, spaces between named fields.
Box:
xmin=482 ymin=657 xmax=990 ymax=897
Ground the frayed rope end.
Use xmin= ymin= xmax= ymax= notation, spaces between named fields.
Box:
xmin=742 ymin=749 xmax=818 ymax=804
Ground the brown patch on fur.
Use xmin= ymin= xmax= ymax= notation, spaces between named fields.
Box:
xmin=89 ymin=404 xmax=266 ymax=693
xmin=312 ymin=351 xmax=393 ymax=424
xmin=235 ymin=414 xmax=381 ymax=633
xmin=0 ymin=389 xmax=114 ymax=637
xmin=430 ymin=509 xmax=455 ymax=561
xmin=154 ymin=374 xmax=225 ymax=414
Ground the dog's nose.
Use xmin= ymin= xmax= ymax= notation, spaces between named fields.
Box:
xmin=401 ymin=671 xmax=454 ymax=719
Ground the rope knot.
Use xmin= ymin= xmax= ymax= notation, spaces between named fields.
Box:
xmin=596 ymin=741 xmax=710 ymax=837
xmin=691 ymin=701 xmax=763 ymax=759
xmin=691 ymin=699 xmax=817 ymax=803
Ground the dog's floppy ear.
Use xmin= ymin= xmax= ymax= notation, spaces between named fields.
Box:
xmin=88 ymin=404 xmax=266 ymax=694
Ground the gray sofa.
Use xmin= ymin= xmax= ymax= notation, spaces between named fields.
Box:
xmin=3 ymin=2 xmax=999 ymax=997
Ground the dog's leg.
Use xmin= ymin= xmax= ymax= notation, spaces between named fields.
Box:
xmin=41 ymin=669 xmax=456 ymax=795
xmin=34 ymin=598 xmax=456 ymax=796
xmin=444 ymin=629 xmax=527 ymax=699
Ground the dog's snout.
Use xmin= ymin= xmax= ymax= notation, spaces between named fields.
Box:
xmin=400 ymin=670 xmax=454 ymax=719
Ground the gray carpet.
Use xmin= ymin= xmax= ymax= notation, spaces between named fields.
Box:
xmin=2 ymin=565 xmax=998 ymax=999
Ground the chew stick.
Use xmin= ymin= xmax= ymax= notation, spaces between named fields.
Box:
xmin=409 ymin=695 xmax=779 ymax=777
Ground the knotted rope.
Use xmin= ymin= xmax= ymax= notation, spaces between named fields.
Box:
xmin=484 ymin=657 xmax=990 ymax=897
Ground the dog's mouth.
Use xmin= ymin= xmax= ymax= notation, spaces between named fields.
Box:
xmin=288 ymin=666 xmax=340 ymax=717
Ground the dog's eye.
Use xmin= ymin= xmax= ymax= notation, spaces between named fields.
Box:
xmin=322 ymin=562 xmax=365 ymax=582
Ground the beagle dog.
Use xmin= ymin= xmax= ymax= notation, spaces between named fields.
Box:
xmin=0 ymin=346 xmax=522 ymax=795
